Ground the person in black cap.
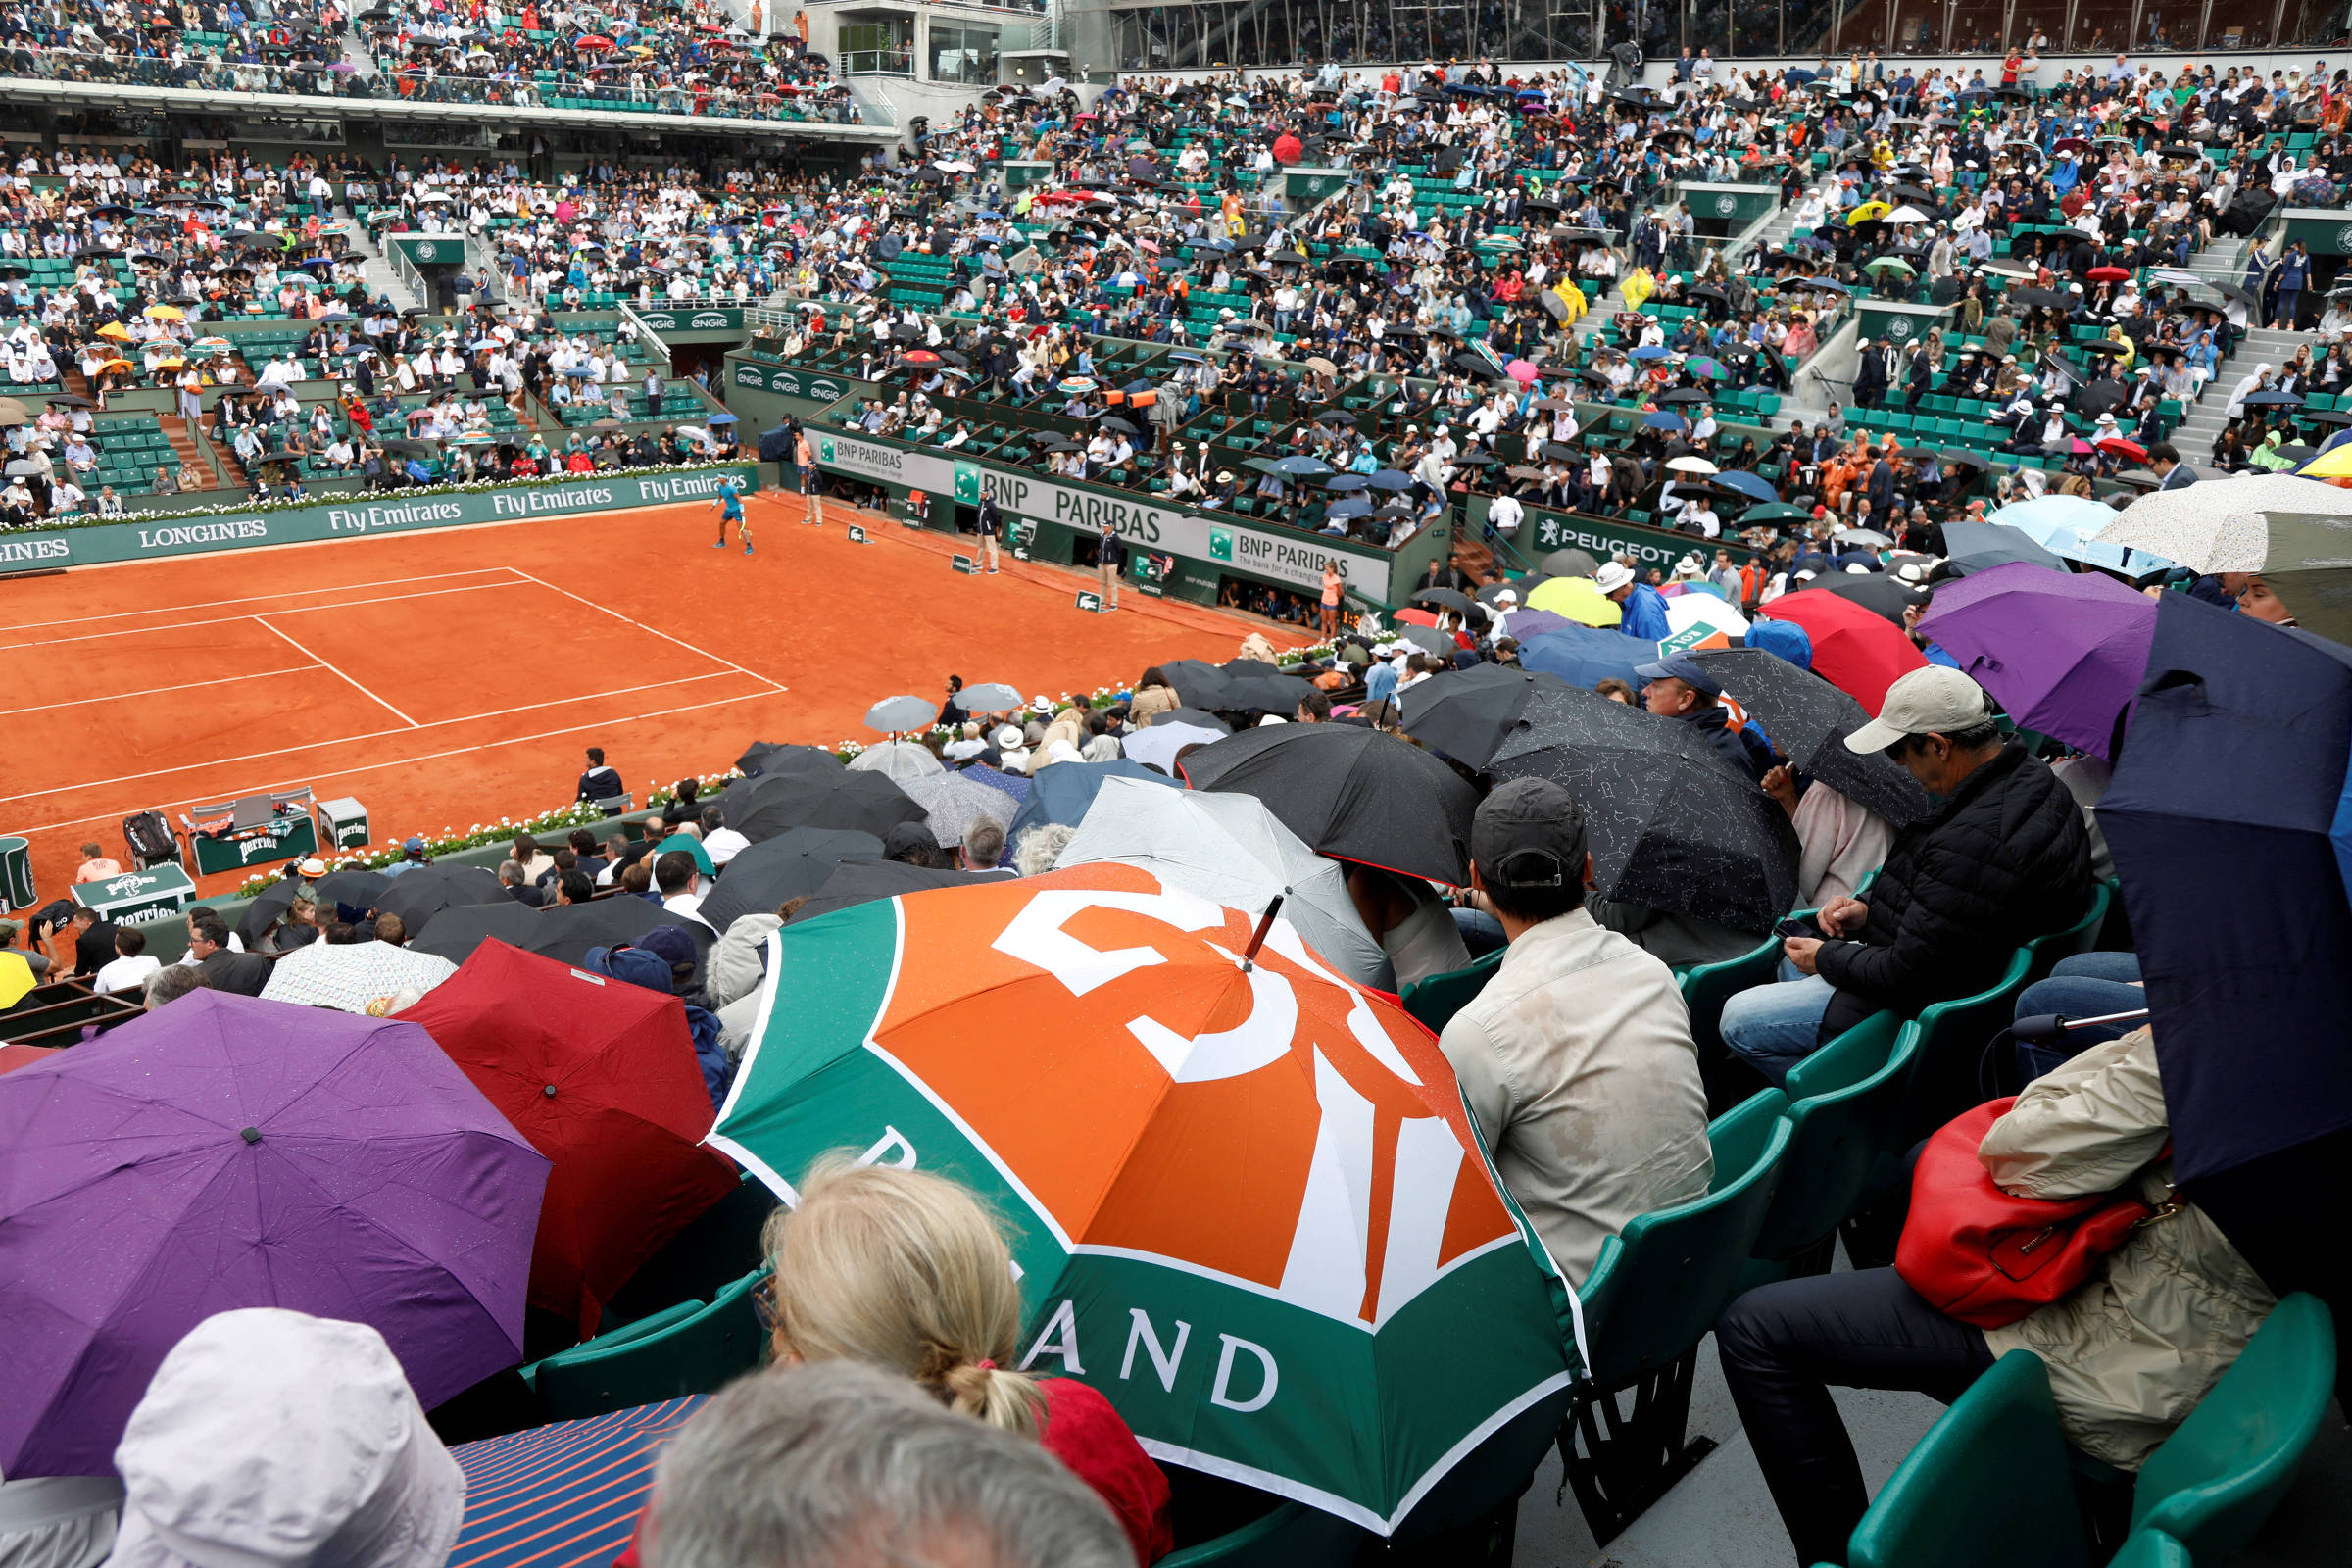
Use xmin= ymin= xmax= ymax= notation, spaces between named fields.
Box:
xmin=1636 ymin=652 xmax=1776 ymax=781
xmin=1435 ymin=777 xmax=1713 ymax=1287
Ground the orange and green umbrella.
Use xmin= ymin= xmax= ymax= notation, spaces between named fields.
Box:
xmin=708 ymin=862 xmax=1578 ymax=1532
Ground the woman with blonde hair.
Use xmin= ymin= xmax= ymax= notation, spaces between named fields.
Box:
xmin=761 ymin=1157 xmax=1174 ymax=1563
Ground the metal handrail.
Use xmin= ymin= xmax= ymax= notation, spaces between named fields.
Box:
xmin=616 ymin=300 xmax=675 ymax=379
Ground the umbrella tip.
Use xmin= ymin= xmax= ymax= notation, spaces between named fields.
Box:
xmin=1240 ymin=895 xmax=1285 ymax=971
xmin=543 ymin=1084 xmax=559 ymax=1098
xmin=240 ymin=1126 xmax=262 ymax=1144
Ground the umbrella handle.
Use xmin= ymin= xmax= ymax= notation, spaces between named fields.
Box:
xmin=2011 ymin=1007 xmax=2150 ymax=1045
xmin=1240 ymin=894 xmax=1285 ymax=972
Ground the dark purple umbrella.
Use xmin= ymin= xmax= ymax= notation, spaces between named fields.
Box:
xmin=1916 ymin=562 xmax=2157 ymax=759
xmin=0 ymin=992 xmax=549 ymax=1477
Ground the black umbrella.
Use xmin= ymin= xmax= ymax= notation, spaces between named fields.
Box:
xmin=1147 ymin=707 xmax=1234 ymax=733
xmin=789 ymin=861 xmax=975 ymax=924
xmin=697 ymin=828 xmax=885 ymax=931
xmin=1157 ymin=658 xmax=1240 ymax=709
xmin=1817 ymin=572 xmax=1926 ymax=626
xmin=1179 ymin=725 xmax=1477 ymax=884
xmin=314 ymin=868 xmax=392 ymax=918
xmin=735 ymin=740 xmax=847 ymax=779
xmin=1938 ymin=449 xmax=1994 ymax=471
xmin=1488 ymin=687 xmax=1800 ymax=931
xmin=1410 ymin=587 xmax=1477 ymax=614
xmin=370 ymin=864 xmax=504 ymax=936
xmin=409 ymin=901 xmax=543 ymax=966
xmin=1689 ymin=649 xmax=1930 ymax=825
xmin=235 ymin=882 xmax=302 ymax=948
xmin=532 ymin=898 xmax=714 ymax=969
xmin=1942 ymin=520 xmax=2066 ymax=575
xmin=1397 ymin=662 xmax=1576 ymax=769
xmin=716 ymin=769 xmax=926 ymax=843
xmin=1543 ymin=548 xmax=1601 ymax=578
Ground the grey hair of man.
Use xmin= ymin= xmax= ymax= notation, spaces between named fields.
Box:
xmin=961 ymin=815 xmax=1007 ymax=870
xmin=1008 ymin=821 xmax=1076 ymax=878
xmin=143 ymin=964 xmax=211 ymax=1009
xmin=644 ymin=1361 xmax=1129 ymax=1568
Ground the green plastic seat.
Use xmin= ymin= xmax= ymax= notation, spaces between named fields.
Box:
xmin=1898 ymin=945 xmax=2035 ymax=1142
xmin=1398 ymin=948 xmax=1505 ymax=1035
xmin=1157 ymin=1500 xmax=1367 ymax=1565
xmin=527 ymin=1267 xmax=768 ymax=1421
xmin=1845 ymin=1351 xmax=2093 ymax=1568
xmin=2131 ymin=1293 xmax=2336 ymax=1563
xmin=1677 ymin=930 xmax=1784 ymax=1062
xmin=1559 ymin=1090 xmax=1791 ymax=1543
xmin=1745 ymin=1011 xmax=1909 ymax=1272
xmin=2022 ymin=880 xmax=2112 ymax=983
xmin=2104 ymin=1531 xmax=2192 ymax=1568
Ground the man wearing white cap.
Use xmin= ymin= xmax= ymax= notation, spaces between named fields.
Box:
xmin=1718 ymin=667 xmax=2092 ymax=1088
xmin=1593 ymin=560 xmax=1670 ymax=642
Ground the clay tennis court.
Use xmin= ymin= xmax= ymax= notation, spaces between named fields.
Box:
xmin=0 ymin=491 xmax=1286 ymax=901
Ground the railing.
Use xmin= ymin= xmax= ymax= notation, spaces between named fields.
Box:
xmin=617 ymin=302 xmax=675 ymax=380
xmin=838 ymin=47 xmax=914 ymax=76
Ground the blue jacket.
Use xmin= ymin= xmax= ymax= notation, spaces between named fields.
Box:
xmin=1619 ymin=582 xmax=1671 ymax=642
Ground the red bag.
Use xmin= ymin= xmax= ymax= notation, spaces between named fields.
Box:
xmin=1894 ymin=1098 xmax=2152 ymax=1329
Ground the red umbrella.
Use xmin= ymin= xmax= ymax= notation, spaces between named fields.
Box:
xmin=1756 ymin=588 xmax=1929 ymax=716
xmin=2097 ymin=435 xmax=2148 ymax=462
xmin=1394 ymin=607 xmax=1442 ymax=627
xmin=902 ymin=349 xmax=940 ymax=365
xmin=0 ymin=1044 xmax=58 ymax=1076
xmin=398 ymin=941 xmax=736 ymax=1337
xmin=575 ymin=33 xmax=614 ymax=48
xmin=2086 ymin=265 xmax=2130 ymax=283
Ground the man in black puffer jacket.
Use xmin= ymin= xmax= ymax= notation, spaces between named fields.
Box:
xmin=1721 ymin=666 xmax=2090 ymax=1089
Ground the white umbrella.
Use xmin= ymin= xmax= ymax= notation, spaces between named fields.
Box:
xmin=899 ymin=772 xmax=1011 ymax=847
xmin=1053 ymin=776 xmax=1395 ymax=990
xmin=1666 ymin=455 xmax=1718 ymax=475
xmin=1664 ymin=591 xmax=1749 ymax=639
xmin=865 ymin=693 xmax=937 ymax=731
xmin=2090 ymin=473 xmax=2345 ymax=573
xmin=263 ymin=942 xmax=456 ymax=1013
xmin=1121 ymin=721 xmax=1227 ymax=775
xmin=845 ymin=739 xmax=945 ymax=783
xmin=1883 ymin=204 xmax=1932 ymax=223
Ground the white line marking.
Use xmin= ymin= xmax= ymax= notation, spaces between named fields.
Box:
xmin=0 ymin=581 xmax=516 ymax=652
xmin=508 ymin=569 xmax=787 ymax=692
xmin=0 ymin=666 xmax=318 ymax=717
xmin=251 ymin=616 xmax=420 ymax=727
xmin=0 ymin=671 xmax=776 ymax=808
xmin=0 ymin=568 xmax=527 ymax=634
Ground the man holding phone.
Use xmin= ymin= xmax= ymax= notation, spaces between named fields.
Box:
xmin=1719 ymin=667 xmax=2092 ymax=1089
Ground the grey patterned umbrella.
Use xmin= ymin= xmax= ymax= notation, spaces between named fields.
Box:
xmin=1488 ymin=686 xmax=1800 ymax=931
xmin=900 ymin=773 xmax=1016 ymax=847
xmin=1690 ymin=648 xmax=1932 ymax=827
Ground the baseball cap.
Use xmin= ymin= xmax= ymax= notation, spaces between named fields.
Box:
xmin=402 ymin=836 xmax=426 ymax=853
xmin=1844 ymin=666 xmax=1994 ymax=753
xmin=1471 ymin=776 xmax=1589 ymax=891
xmin=1633 ymin=652 xmax=1723 ymax=696
xmin=630 ymin=925 xmax=700 ymax=972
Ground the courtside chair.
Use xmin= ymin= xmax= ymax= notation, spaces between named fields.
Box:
xmin=1842 ymin=1351 xmax=2094 ymax=1568
xmin=1742 ymin=1011 xmax=1910 ymax=1286
xmin=526 ymin=1267 xmax=768 ymax=1422
xmin=1557 ymin=1090 xmax=1791 ymax=1544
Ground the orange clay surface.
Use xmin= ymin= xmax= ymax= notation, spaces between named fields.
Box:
xmin=0 ymin=491 xmax=1303 ymax=904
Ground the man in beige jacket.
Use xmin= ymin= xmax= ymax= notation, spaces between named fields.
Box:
xmin=1717 ymin=1025 xmax=2277 ymax=1565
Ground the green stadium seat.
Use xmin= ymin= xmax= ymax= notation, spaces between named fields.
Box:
xmin=1745 ymin=1010 xmax=1909 ymax=1276
xmin=1397 ymin=949 xmax=1506 ymax=1035
xmin=526 ymin=1268 xmax=767 ymax=1422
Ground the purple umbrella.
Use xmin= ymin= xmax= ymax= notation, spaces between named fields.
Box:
xmin=0 ymin=992 xmax=549 ymax=1477
xmin=1915 ymin=561 xmax=2158 ymax=758
xmin=1497 ymin=607 xmax=1580 ymax=640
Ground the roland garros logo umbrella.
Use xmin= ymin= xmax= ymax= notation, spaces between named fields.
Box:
xmin=707 ymin=863 xmax=1580 ymax=1533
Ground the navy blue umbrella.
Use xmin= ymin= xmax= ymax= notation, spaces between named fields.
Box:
xmin=2099 ymin=595 xmax=2352 ymax=1188
xmin=1365 ymin=468 xmax=1416 ymax=490
xmin=1005 ymin=759 xmax=1183 ymax=850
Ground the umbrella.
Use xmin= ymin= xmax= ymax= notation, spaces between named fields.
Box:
xmin=372 ymin=864 xmax=505 ymax=936
xmin=1122 ymin=719 xmax=1230 ymax=775
xmin=0 ymin=992 xmax=548 ymax=1476
xmin=1517 ymin=624 xmax=1655 ymax=692
xmin=235 ymin=881 xmax=302 ymax=948
xmin=261 ymin=940 xmax=458 ymax=1012
xmin=788 ymin=860 xmax=975 ymax=924
xmin=2099 ymin=596 xmax=2352 ymax=1200
xmin=865 ymin=694 xmax=938 ymax=732
xmin=1180 ymin=725 xmax=1477 ymax=884
xmin=1817 ymin=571 xmax=1925 ymax=626
xmin=1916 ymin=563 xmax=2157 ymax=759
xmin=1488 ymin=688 xmax=1801 ymax=932
xmin=1410 ymin=587 xmax=1477 ymax=614
xmin=714 ymin=770 xmax=926 ymax=843
xmin=1755 ymin=590 xmax=1929 ymax=714
xmin=410 ymin=902 xmax=547 ymax=967
xmin=400 ymin=942 xmax=737 ymax=1337
xmin=1690 ymin=649 xmax=1930 ymax=824
xmin=530 ymin=898 xmax=714 ymax=972
xmin=1666 ymin=456 xmax=1719 ymax=476
xmin=2090 ymin=473 xmax=2347 ymax=575
xmin=957 ymin=682 xmax=1026 ymax=712
xmin=1715 ymin=470 xmax=1780 ymax=503
xmin=1542 ymin=549 xmax=1601 ymax=578
xmin=448 ymin=1397 xmax=710 ymax=1568
xmin=900 ymin=772 xmax=1014 ymax=847
xmin=705 ymin=862 xmax=1575 ymax=1534
xmin=846 ymin=739 xmax=947 ymax=783
xmin=1525 ymin=574 xmax=1623 ymax=626
xmin=316 ymin=868 xmax=392 ymax=914
xmin=1158 ymin=658 xmax=1243 ymax=708
xmin=736 ymin=740 xmax=847 ymax=779
xmin=1398 ymin=662 xmax=1576 ymax=769
xmin=1663 ymin=591 xmax=1749 ymax=641
xmin=1941 ymin=519 xmax=2068 ymax=575
xmin=1005 ymin=759 xmax=1183 ymax=851
xmin=697 ymin=828 xmax=884 ymax=931
xmin=1052 ymin=777 xmax=1392 ymax=989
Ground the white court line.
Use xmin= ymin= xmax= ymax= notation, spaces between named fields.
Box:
xmin=0 ymin=687 xmax=784 ymax=837
xmin=0 ymin=667 xmax=769 ymax=808
xmin=0 ymin=581 xmax=515 ymax=653
xmin=508 ymin=570 xmax=788 ymax=693
xmin=252 ymin=616 xmax=420 ymax=728
xmin=0 ymin=568 xmax=528 ymax=635
xmin=0 ymin=666 xmax=318 ymax=718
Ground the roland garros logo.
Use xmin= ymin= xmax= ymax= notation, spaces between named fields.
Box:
xmin=1714 ymin=194 xmax=1739 ymax=217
